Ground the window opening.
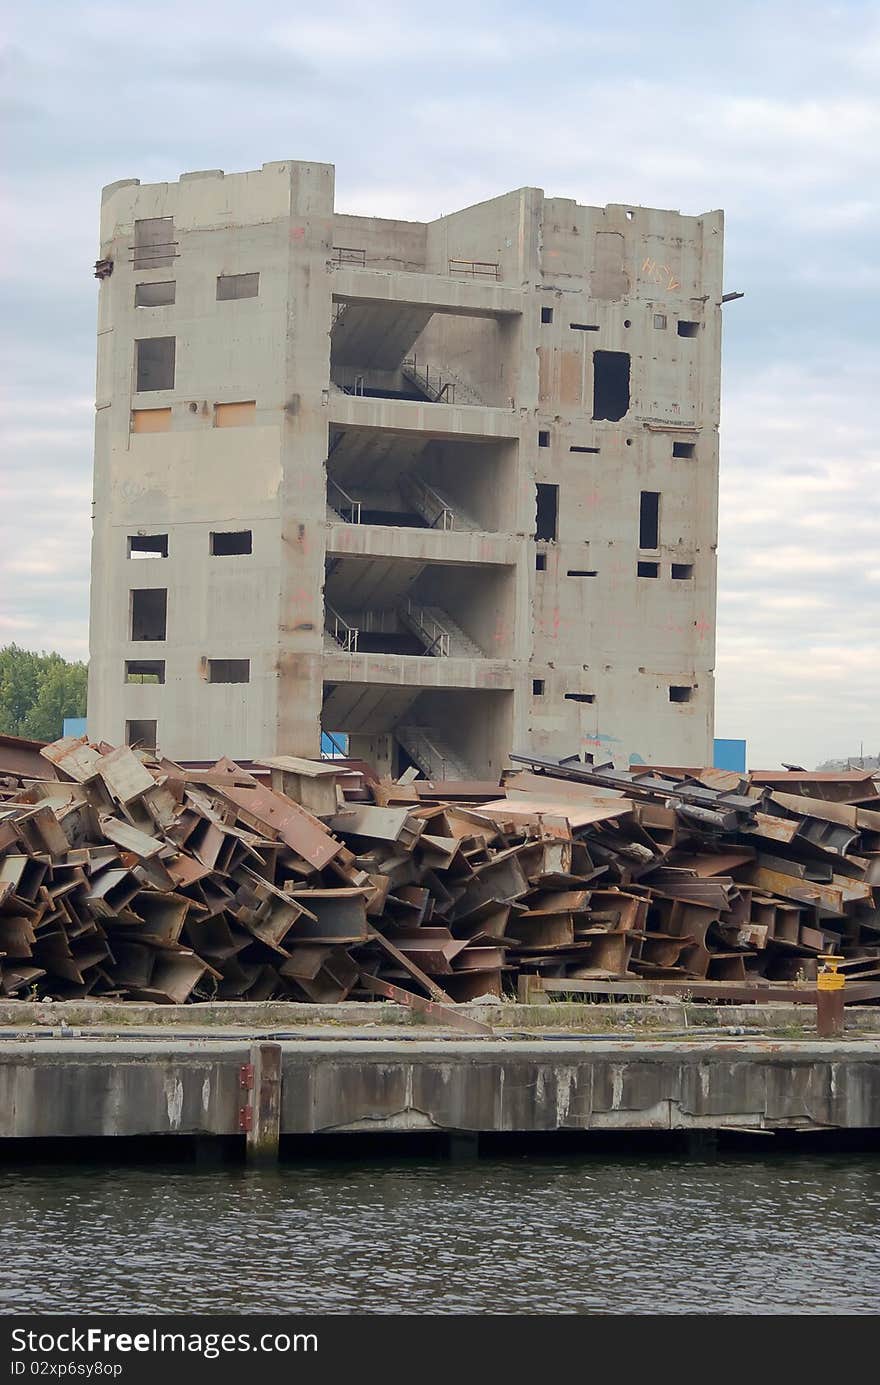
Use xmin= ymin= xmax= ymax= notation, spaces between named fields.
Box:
xmin=135 ymin=337 xmax=175 ymax=392
xmin=535 ymin=484 xmax=558 ymax=542
xmin=135 ymin=282 xmax=175 ymax=307
xmin=217 ymin=273 xmax=260 ymax=300
xmin=128 ymin=534 xmax=168 ymax=559
xmin=210 ymin=530 xmax=252 ymax=556
xmin=125 ymin=661 xmax=165 ymax=684
xmin=639 ymin=491 xmax=660 ymax=550
xmin=130 ymin=589 xmax=167 ymax=641
xmin=207 ymin=659 xmax=250 ymax=684
xmin=592 ymin=350 xmax=630 ymax=421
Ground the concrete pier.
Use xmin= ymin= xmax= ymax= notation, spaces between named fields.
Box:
xmin=1 ymin=1036 xmax=879 ymax=1142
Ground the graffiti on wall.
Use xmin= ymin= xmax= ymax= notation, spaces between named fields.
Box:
xmin=640 ymin=257 xmax=681 ymax=293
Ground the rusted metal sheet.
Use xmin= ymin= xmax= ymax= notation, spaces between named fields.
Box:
xmin=359 ymin=972 xmax=493 ymax=1034
xmin=0 ymin=734 xmax=878 ymax=1012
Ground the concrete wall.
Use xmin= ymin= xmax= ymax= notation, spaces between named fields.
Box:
xmin=89 ymin=162 xmax=722 ymax=772
xmin=3 ymin=1039 xmax=879 ymax=1138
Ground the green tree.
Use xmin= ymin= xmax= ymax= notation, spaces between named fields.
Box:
xmin=0 ymin=645 xmax=88 ymax=742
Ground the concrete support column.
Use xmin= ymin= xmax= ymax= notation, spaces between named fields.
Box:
xmin=246 ymin=1042 xmax=282 ymax=1165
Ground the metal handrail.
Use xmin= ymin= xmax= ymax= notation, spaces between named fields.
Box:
xmin=448 ymin=258 xmax=500 ymax=280
xmin=321 ymin=731 xmax=348 ymax=760
xmin=401 ymin=474 xmax=456 ymax=531
xmin=340 ymin=375 xmax=365 ymax=396
xmin=401 ymin=357 xmax=456 ymax=405
xmin=332 ymin=247 xmax=366 ymax=266
xmin=327 ymin=479 xmax=361 ymax=523
xmin=325 ymin=604 xmax=358 ymax=652
xmin=399 ymin=726 xmax=449 ymax=779
xmin=403 ymin=599 xmax=450 ymax=657
xmin=128 ymin=241 xmax=179 ymax=265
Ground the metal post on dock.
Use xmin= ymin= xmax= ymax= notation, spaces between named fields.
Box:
xmin=240 ymin=1043 xmax=282 ymax=1164
xmin=816 ymin=955 xmax=845 ymax=1039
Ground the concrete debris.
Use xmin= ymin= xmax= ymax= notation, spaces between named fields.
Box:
xmin=0 ymin=738 xmax=879 ymax=1006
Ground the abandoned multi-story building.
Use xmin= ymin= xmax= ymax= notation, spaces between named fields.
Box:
xmin=88 ymin=159 xmax=723 ymax=778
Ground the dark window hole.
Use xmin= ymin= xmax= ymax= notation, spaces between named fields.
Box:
xmin=593 ymin=350 xmax=630 ymax=421
xmin=536 ymin=484 xmax=558 ymax=542
xmin=128 ymin=534 xmax=168 ymax=559
xmin=210 ymin=530 xmax=252 ymax=556
xmin=639 ymin=491 xmax=660 ymax=549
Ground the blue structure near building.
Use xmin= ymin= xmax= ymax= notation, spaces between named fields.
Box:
xmin=62 ymin=717 xmax=87 ymax=739
xmin=321 ymin=731 xmax=349 ymax=757
xmin=713 ymin=738 xmax=747 ymax=773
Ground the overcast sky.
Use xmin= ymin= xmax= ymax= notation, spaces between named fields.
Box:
xmin=1 ymin=0 xmax=878 ymax=768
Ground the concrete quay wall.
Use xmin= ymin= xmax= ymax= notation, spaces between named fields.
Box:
xmin=1 ymin=1039 xmax=879 ymax=1140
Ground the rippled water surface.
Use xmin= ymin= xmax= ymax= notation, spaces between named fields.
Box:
xmin=3 ymin=1153 xmax=879 ymax=1314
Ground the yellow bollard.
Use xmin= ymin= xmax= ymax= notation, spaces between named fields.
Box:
xmin=816 ymin=954 xmax=845 ymax=1038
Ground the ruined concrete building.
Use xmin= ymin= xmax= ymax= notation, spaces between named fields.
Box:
xmin=88 ymin=160 xmax=723 ymax=777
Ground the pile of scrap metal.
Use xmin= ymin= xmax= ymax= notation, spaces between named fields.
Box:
xmin=0 ymin=735 xmax=879 ymax=1006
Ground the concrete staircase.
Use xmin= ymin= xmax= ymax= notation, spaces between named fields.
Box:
xmin=400 ymin=358 xmax=486 ymax=408
xmin=398 ymin=602 xmax=484 ymax=658
xmin=395 ymin=726 xmax=474 ymax=781
xmin=400 ymin=474 xmax=478 ymax=531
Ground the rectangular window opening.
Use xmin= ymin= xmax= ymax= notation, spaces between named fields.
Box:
xmin=639 ymin=491 xmax=660 ymax=550
xmin=132 ymin=217 xmax=175 ymax=271
xmin=567 ymin=569 xmax=597 ymax=578
xmin=535 ymin=484 xmax=559 ymax=542
xmin=216 ymin=273 xmax=260 ymax=301
xmin=671 ymin=563 xmax=694 ymax=580
xmin=214 ymin=401 xmax=256 ymax=428
xmin=128 ymin=534 xmax=168 ymax=559
xmin=653 ymin=313 xmax=667 ymax=330
xmin=532 ymin=679 xmax=545 ymax=696
xmin=210 ymin=530 xmax=252 ymax=556
xmin=677 ymin=320 xmax=700 ymax=337
xmin=207 ymin=659 xmax=250 ymax=684
xmin=564 ymin=693 xmax=596 ymax=703
xmin=131 ymin=408 xmax=172 ymax=434
xmin=135 ymin=281 xmax=176 ymax=308
xmin=125 ymin=719 xmax=157 ymax=750
xmin=540 ymin=306 xmax=554 ymax=324
xmin=570 ymin=445 xmax=600 ymax=454
xmin=535 ymin=553 xmax=547 ymax=571
xmin=669 ymin=685 xmax=693 ymax=703
xmin=125 ymin=660 xmax=165 ymax=685
xmin=571 ymin=323 xmax=600 ymax=332
xmin=538 ymin=429 xmax=550 ymax=448
xmin=130 ymin=589 xmax=167 ymax=641
xmin=135 ymin=337 xmax=175 ymax=392
xmin=673 ymin=441 xmax=696 ymax=459
xmin=592 ymin=350 xmax=630 ymax=421
xmin=637 ymin=561 xmax=660 ymax=578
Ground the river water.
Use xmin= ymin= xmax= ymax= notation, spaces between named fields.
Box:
xmin=3 ymin=1152 xmax=878 ymax=1314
